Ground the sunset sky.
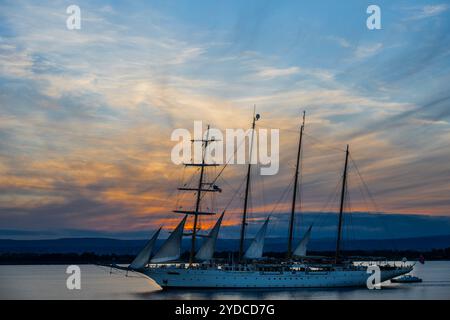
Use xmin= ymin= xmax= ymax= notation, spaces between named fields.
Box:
xmin=1 ymin=0 xmax=450 ymax=240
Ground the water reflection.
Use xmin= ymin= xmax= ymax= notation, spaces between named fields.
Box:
xmin=0 ymin=261 xmax=449 ymax=300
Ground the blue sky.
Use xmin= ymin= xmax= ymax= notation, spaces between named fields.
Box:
xmin=0 ymin=0 xmax=450 ymax=239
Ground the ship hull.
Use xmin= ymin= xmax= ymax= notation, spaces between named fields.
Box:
xmin=141 ymin=265 xmax=412 ymax=289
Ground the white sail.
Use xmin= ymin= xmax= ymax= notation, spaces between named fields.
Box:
xmin=293 ymin=225 xmax=312 ymax=257
xmin=244 ymin=217 xmax=270 ymax=260
xmin=196 ymin=212 xmax=224 ymax=261
xmin=151 ymin=216 xmax=187 ymax=263
xmin=129 ymin=227 xmax=161 ymax=270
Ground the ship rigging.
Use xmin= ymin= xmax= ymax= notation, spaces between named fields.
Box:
xmin=102 ymin=109 xmax=413 ymax=289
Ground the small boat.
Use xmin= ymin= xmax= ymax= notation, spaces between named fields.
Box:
xmin=391 ymin=275 xmax=422 ymax=283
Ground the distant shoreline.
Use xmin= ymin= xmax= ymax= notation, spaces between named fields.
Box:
xmin=1 ymin=248 xmax=449 ymax=265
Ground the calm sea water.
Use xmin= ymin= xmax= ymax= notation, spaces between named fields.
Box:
xmin=1 ymin=261 xmax=449 ymax=300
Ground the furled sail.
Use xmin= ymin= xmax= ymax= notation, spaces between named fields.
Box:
xmin=293 ymin=225 xmax=312 ymax=257
xmin=129 ymin=227 xmax=161 ymax=270
xmin=244 ymin=217 xmax=270 ymax=260
xmin=195 ymin=212 xmax=224 ymax=261
xmin=151 ymin=215 xmax=187 ymax=263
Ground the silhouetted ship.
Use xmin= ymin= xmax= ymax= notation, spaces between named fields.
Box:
xmin=110 ymin=111 xmax=413 ymax=288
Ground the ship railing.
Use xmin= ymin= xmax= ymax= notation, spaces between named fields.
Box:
xmin=146 ymin=263 xmax=189 ymax=269
xmin=146 ymin=262 xmax=232 ymax=270
xmin=353 ymin=260 xmax=415 ymax=269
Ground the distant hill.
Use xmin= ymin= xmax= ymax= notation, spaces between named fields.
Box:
xmin=1 ymin=235 xmax=450 ymax=254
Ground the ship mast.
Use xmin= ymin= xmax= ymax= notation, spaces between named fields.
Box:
xmin=238 ymin=108 xmax=259 ymax=262
xmin=287 ymin=111 xmax=305 ymax=259
xmin=335 ymin=144 xmax=349 ymax=264
xmin=173 ymin=124 xmax=220 ymax=265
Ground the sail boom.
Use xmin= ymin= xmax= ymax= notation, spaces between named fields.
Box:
xmin=184 ymin=163 xmax=220 ymax=167
xmin=174 ymin=210 xmax=216 ymax=215
xmin=177 ymin=187 xmax=221 ymax=192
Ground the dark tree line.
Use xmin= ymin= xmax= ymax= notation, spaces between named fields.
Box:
xmin=1 ymin=247 xmax=450 ymax=265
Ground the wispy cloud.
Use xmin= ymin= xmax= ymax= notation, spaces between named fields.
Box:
xmin=170 ymin=47 xmax=205 ymax=65
xmin=254 ymin=66 xmax=300 ymax=79
xmin=0 ymin=1 xmax=449 ymax=237
xmin=354 ymin=43 xmax=383 ymax=60
xmin=406 ymin=4 xmax=449 ymax=20
xmin=327 ymin=35 xmax=351 ymax=48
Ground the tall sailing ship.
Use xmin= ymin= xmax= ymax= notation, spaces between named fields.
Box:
xmin=110 ymin=111 xmax=413 ymax=289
